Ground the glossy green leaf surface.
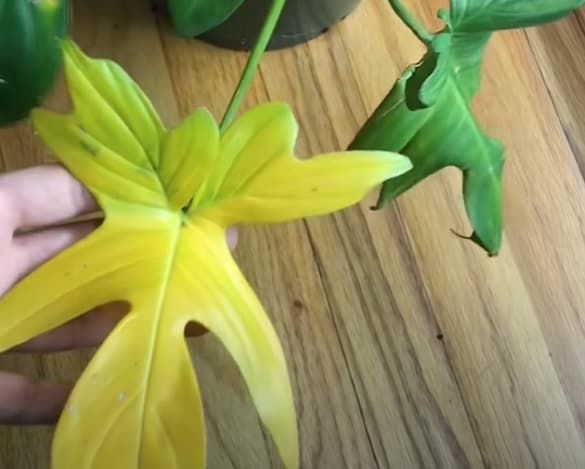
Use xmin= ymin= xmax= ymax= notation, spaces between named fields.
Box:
xmin=450 ymin=0 xmax=585 ymax=32
xmin=351 ymin=25 xmax=501 ymax=254
xmin=0 ymin=40 xmax=412 ymax=469
xmin=168 ymin=0 xmax=245 ymax=37
xmin=0 ymin=0 xmax=70 ymax=126
xmin=351 ymin=1 xmax=583 ymax=255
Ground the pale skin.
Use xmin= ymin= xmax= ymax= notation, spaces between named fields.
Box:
xmin=0 ymin=165 xmax=237 ymax=425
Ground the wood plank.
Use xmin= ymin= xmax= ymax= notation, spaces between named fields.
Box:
xmin=483 ymin=10 xmax=585 ymax=444
xmin=256 ymin=2 xmax=485 ymax=467
xmin=525 ymin=11 xmax=585 ymax=173
xmin=383 ymin=1 xmax=585 ymax=467
xmin=260 ymin=0 xmax=585 ymax=467
xmin=522 ymin=10 xmax=585 ymax=436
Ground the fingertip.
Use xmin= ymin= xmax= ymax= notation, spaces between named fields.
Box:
xmin=0 ymin=164 xmax=97 ymax=232
xmin=0 ymin=372 xmax=71 ymax=425
xmin=226 ymin=227 xmax=239 ymax=251
xmin=185 ymin=322 xmax=207 ymax=338
xmin=11 ymin=302 xmax=129 ymax=353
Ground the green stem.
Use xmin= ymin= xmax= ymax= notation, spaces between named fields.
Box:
xmin=220 ymin=0 xmax=287 ymax=132
xmin=388 ymin=0 xmax=433 ymax=44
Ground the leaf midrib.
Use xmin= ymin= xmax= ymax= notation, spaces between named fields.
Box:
xmin=69 ymin=54 xmax=167 ymax=198
xmin=136 ymin=212 xmax=184 ymax=466
xmin=445 ymin=64 xmax=502 ymax=176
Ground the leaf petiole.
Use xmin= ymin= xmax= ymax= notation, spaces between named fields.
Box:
xmin=388 ymin=0 xmax=433 ymax=45
xmin=220 ymin=0 xmax=287 ymax=133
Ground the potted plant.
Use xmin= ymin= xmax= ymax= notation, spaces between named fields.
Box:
xmin=0 ymin=0 xmax=583 ymax=468
xmin=179 ymin=0 xmax=361 ymax=49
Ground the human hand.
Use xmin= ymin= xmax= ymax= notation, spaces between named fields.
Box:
xmin=0 ymin=165 xmax=237 ymax=425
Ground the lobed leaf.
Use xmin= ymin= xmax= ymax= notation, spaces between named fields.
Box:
xmin=350 ymin=26 xmax=503 ymax=255
xmin=0 ymin=40 xmax=411 ymax=469
xmin=349 ymin=0 xmax=584 ymax=255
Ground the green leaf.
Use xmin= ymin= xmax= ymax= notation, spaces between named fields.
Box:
xmin=350 ymin=30 xmax=503 ymax=255
xmin=349 ymin=1 xmax=584 ymax=255
xmin=168 ymin=0 xmax=245 ymax=37
xmin=0 ymin=0 xmax=70 ymax=126
xmin=405 ymin=33 xmax=451 ymax=109
xmin=449 ymin=31 xmax=492 ymax=101
xmin=450 ymin=0 xmax=585 ymax=32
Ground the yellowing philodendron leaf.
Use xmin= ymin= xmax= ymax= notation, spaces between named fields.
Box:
xmin=160 ymin=108 xmax=219 ymax=209
xmin=61 ymin=40 xmax=166 ymax=170
xmin=0 ymin=40 xmax=412 ymax=469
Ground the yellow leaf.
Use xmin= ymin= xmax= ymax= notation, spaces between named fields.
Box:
xmin=200 ymin=146 xmax=412 ymax=225
xmin=54 ymin=295 xmax=206 ymax=469
xmin=203 ymin=102 xmax=297 ymax=201
xmin=62 ymin=40 xmax=166 ymax=169
xmin=177 ymin=218 xmax=298 ymax=468
xmin=160 ymin=108 xmax=219 ymax=210
xmin=33 ymin=111 xmax=166 ymax=208
xmin=0 ymin=39 xmax=412 ymax=469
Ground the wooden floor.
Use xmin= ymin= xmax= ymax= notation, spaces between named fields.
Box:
xmin=2 ymin=0 xmax=585 ymax=467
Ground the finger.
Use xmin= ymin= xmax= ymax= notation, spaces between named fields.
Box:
xmin=13 ymin=221 xmax=99 ymax=284
xmin=226 ymin=226 xmax=238 ymax=250
xmin=12 ymin=302 xmax=130 ymax=353
xmin=0 ymin=372 xmax=70 ymax=425
xmin=12 ymin=224 xmax=236 ymax=291
xmin=12 ymin=303 xmax=208 ymax=353
xmin=7 ymin=227 xmax=238 ymax=352
xmin=0 ymin=164 xmax=97 ymax=233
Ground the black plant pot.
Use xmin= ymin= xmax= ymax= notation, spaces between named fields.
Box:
xmin=200 ymin=0 xmax=361 ymax=50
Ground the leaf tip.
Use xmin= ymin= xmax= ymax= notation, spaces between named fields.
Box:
xmin=450 ymin=228 xmax=501 ymax=257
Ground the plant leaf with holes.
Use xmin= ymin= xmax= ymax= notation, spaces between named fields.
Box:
xmin=0 ymin=40 xmax=412 ymax=469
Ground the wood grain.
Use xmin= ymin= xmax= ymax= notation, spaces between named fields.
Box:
xmin=2 ymin=0 xmax=585 ymax=468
